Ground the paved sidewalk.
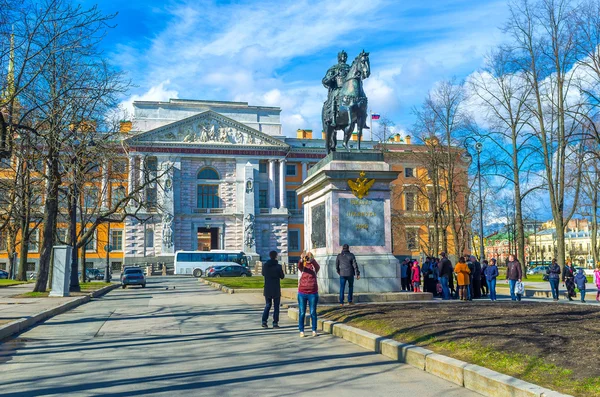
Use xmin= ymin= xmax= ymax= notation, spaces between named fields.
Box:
xmin=0 ymin=277 xmax=478 ymax=397
xmin=0 ymin=284 xmax=80 ymax=327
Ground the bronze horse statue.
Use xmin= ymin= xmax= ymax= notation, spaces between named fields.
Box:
xmin=322 ymin=51 xmax=370 ymax=154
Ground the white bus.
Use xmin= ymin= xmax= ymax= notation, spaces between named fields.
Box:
xmin=174 ymin=250 xmax=250 ymax=278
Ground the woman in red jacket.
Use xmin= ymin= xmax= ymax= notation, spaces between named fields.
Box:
xmin=298 ymin=251 xmax=320 ymax=337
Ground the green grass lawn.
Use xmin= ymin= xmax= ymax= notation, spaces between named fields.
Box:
xmin=206 ymin=276 xmax=298 ymax=289
xmin=523 ymin=274 xmax=593 ymax=283
xmin=0 ymin=279 xmax=31 ymax=287
xmin=79 ymin=282 xmax=111 ymax=291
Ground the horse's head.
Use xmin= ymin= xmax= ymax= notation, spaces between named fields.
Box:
xmin=356 ymin=50 xmax=370 ymax=79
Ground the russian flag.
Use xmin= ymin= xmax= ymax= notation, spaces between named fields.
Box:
xmin=371 ymin=113 xmax=380 ymax=120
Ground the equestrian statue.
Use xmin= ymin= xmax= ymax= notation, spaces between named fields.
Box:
xmin=321 ymin=50 xmax=371 ymax=154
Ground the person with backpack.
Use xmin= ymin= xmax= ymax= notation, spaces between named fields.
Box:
xmin=574 ymin=268 xmax=587 ymax=303
xmin=336 ymin=244 xmax=360 ymax=306
xmin=298 ymin=251 xmax=320 ymax=337
xmin=546 ymin=259 xmax=561 ymax=301
xmin=261 ymin=250 xmax=285 ymax=328
xmin=506 ymin=254 xmax=523 ymax=301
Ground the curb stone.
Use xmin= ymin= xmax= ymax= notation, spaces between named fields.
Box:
xmin=0 ymin=283 xmax=119 ymax=342
xmin=287 ymin=307 xmax=572 ymax=397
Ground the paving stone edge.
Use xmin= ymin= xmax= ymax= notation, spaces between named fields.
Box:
xmin=287 ymin=307 xmax=572 ymax=397
xmin=0 ymin=283 xmax=119 ymax=342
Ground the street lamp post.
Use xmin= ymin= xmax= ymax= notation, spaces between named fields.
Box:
xmin=464 ymin=138 xmax=486 ymax=262
xmin=104 ymin=221 xmax=111 ymax=282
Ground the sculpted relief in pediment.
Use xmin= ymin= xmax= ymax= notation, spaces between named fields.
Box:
xmin=177 ymin=118 xmax=264 ymax=145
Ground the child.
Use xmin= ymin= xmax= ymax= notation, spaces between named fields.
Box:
xmin=595 ymin=266 xmax=600 ymax=302
xmin=411 ymin=261 xmax=421 ymax=292
xmin=574 ymin=268 xmax=587 ymax=303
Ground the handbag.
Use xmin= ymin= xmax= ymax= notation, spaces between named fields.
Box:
xmin=542 ymin=274 xmax=549 ymax=281
xmin=515 ymin=281 xmax=525 ymax=295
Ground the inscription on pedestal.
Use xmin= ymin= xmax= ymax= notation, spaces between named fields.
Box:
xmin=311 ymin=203 xmax=326 ymax=249
xmin=339 ymin=198 xmax=385 ymax=246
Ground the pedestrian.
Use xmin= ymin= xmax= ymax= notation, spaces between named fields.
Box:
xmin=261 ymin=250 xmax=285 ymax=328
xmin=574 ymin=268 xmax=587 ymax=303
xmin=336 ymin=244 xmax=360 ymax=306
xmin=400 ymin=259 xmax=411 ymax=291
xmin=594 ymin=265 xmax=600 ymax=302
xmin=546 ymin=258 xmax=561 ymax=301
xmin=438 ymin=252 xmax=453 ymax=300
xmin=562 ymin=260 xmax=576 ymax=301
xmin=470 ymin=255 xmax=482 ymax=299
xmin=298 ymin=251 xmax=320 ymax=337
xmin=412 ymin=260 xmax=422 ymax=292
xmin=454 ymin=257 xmax=471 ymax=301
xmin=483 ymin=258 xmax=499 ymax=301
xmin=481 ymin=260 xmax=489 ymax=297
xmin=422 ymin=257 xmax=432 ymax=293
xmin=506 ymin=254 xmax=523 ymax=301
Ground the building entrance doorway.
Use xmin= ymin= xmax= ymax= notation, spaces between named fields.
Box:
xmin=198 ymin=227 xmax=219 ymax=251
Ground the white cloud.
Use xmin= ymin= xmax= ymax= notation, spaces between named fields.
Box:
xmin=121 ymin=80 xmax=179 ymax=117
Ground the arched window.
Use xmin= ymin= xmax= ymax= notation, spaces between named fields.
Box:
xmin=197 ymin=168 xmax=220 ymax=208
xmin=198 ymin=168 xmax=219 ymax=180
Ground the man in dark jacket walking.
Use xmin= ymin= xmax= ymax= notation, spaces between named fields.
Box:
xmin=506 ymin=254 xmax=523 ymax=301
xmin=470 ymin=255 xmax=482 ymax=299
xmin=262 ymin=251 xmax=285 ymax=328
xmin=336 ymin=244 xmax=360 ymax=306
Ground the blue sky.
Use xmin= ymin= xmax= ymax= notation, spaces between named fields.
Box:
xmin=86 ymin=0 xmax=509 ymax=136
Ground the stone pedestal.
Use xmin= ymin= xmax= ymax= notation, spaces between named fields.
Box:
xmin=49 ymin=245 xmax=72 ymax=297
xmin=297 ymin=152 xmax=401 ymax=293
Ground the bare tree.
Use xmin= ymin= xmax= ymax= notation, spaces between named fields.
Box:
xmin=469 ymin=48 xmax=540 ymax=273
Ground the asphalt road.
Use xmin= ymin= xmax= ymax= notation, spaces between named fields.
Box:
xmin=0 ymin=277 xmax=478 ymax=397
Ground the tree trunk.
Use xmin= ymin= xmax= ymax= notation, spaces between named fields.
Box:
xmin=591 ymin=187 xmax=599 ymax=267
xmin=33 ymin=155 xmax=60 ymax=292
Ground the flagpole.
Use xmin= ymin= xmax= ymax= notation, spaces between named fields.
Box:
xmin=369 ymin=110 xmax=373 ymax=141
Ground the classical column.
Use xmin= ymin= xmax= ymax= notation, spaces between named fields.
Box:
xmin=301 ymin=161 xmax=308 ymax=181
xmin=127 ymin=155 xmax=136 ymax=195
xmin=138 ymin=156 xmax=145 ymax=202
xmin=100 ymin=159 xmax=109 ymax=208
xmin=268 ymin=159 xmax=276 ymax=208
xmin=279 ymin=159 xmax=286 ymax=208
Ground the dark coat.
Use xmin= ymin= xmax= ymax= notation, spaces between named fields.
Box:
xmin=262 ymin=259 xmax=285 ymax=298
xmin=547 ymin=263 xmax=561 ymax=280
xmin=484 ymin=264 xmax=499 ymax=280
xmin=574 ymin=270 xmax=587 ymax=290
xmin=562 ymin=265 xmax=575 ymax=281
xmin=439 ymin=258 xmax=453 ymax=278
xmin=472 ymin=260 xmax=482 ymax=278
xmin=336 ymin=250 xmax=360 ymax=277
xmin=506 ymin=260 xmax=523 ymax=281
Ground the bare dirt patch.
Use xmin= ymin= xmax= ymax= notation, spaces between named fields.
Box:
xmin=319 ymin=301 xmax=600 ymax=396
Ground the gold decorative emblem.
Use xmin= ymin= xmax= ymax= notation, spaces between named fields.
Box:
xmin=348 ymin=171 xmax=375 ymax=199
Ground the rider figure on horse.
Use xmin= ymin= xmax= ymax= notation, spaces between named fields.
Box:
xmin=322 ymin=50 xmax=350 ymax=124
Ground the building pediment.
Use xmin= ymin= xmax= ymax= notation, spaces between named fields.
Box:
xmin=126 ymin=110 xmax=288 ymax=149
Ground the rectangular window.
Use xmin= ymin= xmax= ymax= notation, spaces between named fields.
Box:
xmin=0 ymin=232 xmax=7 ymax=252
xmin=405 ymin=167 xmax=414 ymax=178
xmin=111 ymin=159 xmax=127 ymax=174
xmin=406 ymin=229 xmax=418 ymax=250
xmin=259 ymin=162 xmax=267 ymax=174
xmin=405 ymin=192 xmax=415 ymax=211
xmin=56 ymin=228 xmax=68 ymax=244
xmin=259 ymin=189 xmax=267 ymax=208
xmin=111 ymin=262 xmax=122 ymax=271
xmin=0 ymin=157 xmax=11 ymax=169
xmin=26 ymin=262 xmax=36 ymax=272
xmin=0 ymin=262 xmax=6 ymax=270
xmin=286 ymin=164 xmax=297 ymax=176
xmin=110 ymin=230 xmax=123 ymax=251
xmin=111 ymin=186 xmax=126 ymax=207
xmin=83 ymin=187 xmax=99 ymax=209
xmin=197 ymin=185 xmax=219 ymax=208
xmin=58 ymin=191 xmax=69 ymax=210
xmin=286 ymin=191 xmax=298 ymax=209
xmin=29 ymin=229 xmax=40 ymax=253
xmin=86 ymin=231 xmax=97 ymax=252
xmin=145 ymin=229 xmax=154 ymax=248
xmin=146 ymin=187 xmax=157 ymax=207
xmin=288 ymin=230 xmax=300 ymax=251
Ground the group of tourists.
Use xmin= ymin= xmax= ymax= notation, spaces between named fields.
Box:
xmin=261 ymin=247 xmax=600 ymax=335
xmin=546 ymin=259 xmax=600 ymax=303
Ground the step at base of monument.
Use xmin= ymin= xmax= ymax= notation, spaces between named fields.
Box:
xmin=281 ymin=289 xmax=432 ymax=303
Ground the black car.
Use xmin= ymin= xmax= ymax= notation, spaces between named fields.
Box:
xmin=86 ymin=268 xmax=105 ymax=280
xmin=121 ymin=267 xmax=146 ymax=288
xmin=206 ymin=264 xmax=252 ymax=278
xmin=0 ymin=269 xmax=8 ymax=279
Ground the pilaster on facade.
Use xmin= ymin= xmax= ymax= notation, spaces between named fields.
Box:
xmin=301 ymin=161 xmax=308 ymax=181
xmin=279 ymin=159 xmax=286 ymax=209
xmin=127 ymin=155 xmax=137 ymax=195
xmin=268 ymin=159 xmax=276 ymax=208
xmin=100 ymin=159 xmax=109 ymax=208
